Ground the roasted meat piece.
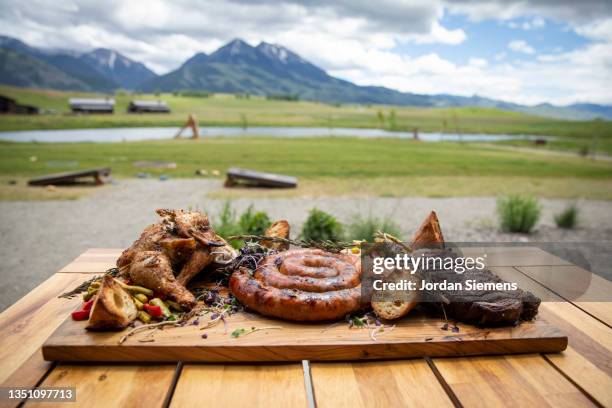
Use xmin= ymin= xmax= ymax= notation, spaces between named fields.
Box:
xmin=417 ymin=248 xmax=540 ymax=326
xmin=117 ymin=209 xmax=237 ymax=310
xmin=129 ymin=251 xmax=196 ymax=309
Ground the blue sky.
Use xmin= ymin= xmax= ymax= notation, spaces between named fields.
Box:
xmin=395 ymin=14 xmax=590 ymax=66
xmin=0 ymin=0 xmax=610 ymax=105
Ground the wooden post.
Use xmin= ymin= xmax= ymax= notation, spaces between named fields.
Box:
xmin=175 ymin=114 xmax=200 ymax=139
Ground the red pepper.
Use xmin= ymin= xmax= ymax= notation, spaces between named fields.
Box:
xmin=143 ymin=304 xmax=163 ymax=318
xmin=71 ymin=309 xmax=90 ymax=321
xmin=83 ymin=299 xmax=94 ymax=311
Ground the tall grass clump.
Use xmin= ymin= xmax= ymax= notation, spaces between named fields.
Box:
xmin=497 ymin=195 xmax=541 ymax=233
xmin=300 ymin=208 xmax=343 ymax=242
xmin=239 ymin=205 xmax=271 ymax=236
xmin=214 ymin=201 xmax=242 ymax=248
xmin=554 ymin=204 xmax=578 ymax=229
xmin=347 ymin=215 xmax=402 ymax=241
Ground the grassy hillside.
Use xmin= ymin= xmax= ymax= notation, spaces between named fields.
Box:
xmin=1 ymin=86 xmax=611 ymax=143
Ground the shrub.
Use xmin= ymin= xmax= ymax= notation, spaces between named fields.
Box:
xmin=554 ymin=204 xmax=578 ymax=229
xmin=497 ymin=195 xmax=541 ymax=233
xmin=239 ymin=205 xmax=271 ymax=236
xmin=214 ymin=201 xmax=242 ymax=248
xmin=347 ymin=215 xmax=402 ymax=242
xmin=300 ymin=208 xmax=343 ymax=242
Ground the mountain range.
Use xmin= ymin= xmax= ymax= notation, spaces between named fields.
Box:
xmin=1 ymin=35 xmax=610 ymax=120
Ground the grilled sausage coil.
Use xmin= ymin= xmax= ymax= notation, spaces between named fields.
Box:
xmin=230 ymin=249 xmax=364 ymax=321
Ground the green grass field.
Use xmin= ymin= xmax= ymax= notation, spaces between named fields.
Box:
xmin=1 ymin=86 xmax=611 ymax=148
xmin=1 ymin=137 xmax=611 ymax=200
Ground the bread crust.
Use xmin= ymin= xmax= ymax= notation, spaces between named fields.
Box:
xmin=262 ymin=220 xmax=291 ymax=251
xmin=411 ymin=211 xmax=445 ymax=250
xmin=86 ymin=275 xmax=138 ymax=330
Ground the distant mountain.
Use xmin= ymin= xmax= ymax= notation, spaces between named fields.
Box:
xmin=0 ymin=48 xmax=91 ymax=91
xmin=139 ymin=39 xmax=611 ymax=120
xmin=80 ymin=48 xmax=157 ymax=89
xmin=139 ymin=39 xmax=434 ymax=106
xmin=1 ymin=35 xmax=610 ymax=120
xmin=0 ymin=35 xmax=156 ymax=91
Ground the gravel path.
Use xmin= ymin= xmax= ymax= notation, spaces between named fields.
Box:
xmin=1 ymin=179 xmax=611 ymax=311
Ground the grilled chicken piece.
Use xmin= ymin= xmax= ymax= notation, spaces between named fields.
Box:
xmin=117 ymin=223 xmax=170 ymax=269
xmin=177 ymin=248 xmax=214 ymax=286
xmin=117 ymin=209 xmax=238 ymax=311
xmin=129 ymin=251 xmax=196 ymax=309
xmin=157 ymin=208 xmax=220 ymax=246
xmin=160 ymin=237 xmax=197 ymax=266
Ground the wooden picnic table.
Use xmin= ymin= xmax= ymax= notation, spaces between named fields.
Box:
xmin=0 ymin=247 xmax=610 ymax=407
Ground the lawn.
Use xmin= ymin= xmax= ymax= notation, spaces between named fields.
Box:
xmin=1 ymin=137 xmax=611 ymax=200
xmin=1 ymin=85 xmax=611 ymax=146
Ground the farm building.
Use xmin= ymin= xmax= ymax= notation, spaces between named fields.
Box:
xmin=128 ymin=100 xmax=170 ymax=113
xmin=69 ymin=98 xmax=115 ymax=114
xmin=0 ymin=95 xmax=39 ymax=114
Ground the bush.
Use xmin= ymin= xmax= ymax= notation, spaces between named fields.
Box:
xmin=347 ymin=215 xmax=402 ymax=242
xmin=214 ymin=201 xmax=242 ymax=248
xmin=497 ymin=195 xmax=541 ymax=233
xmin=555 ymin=204 xmax=578 ymax=229
xmin=300 ymin=208 xmax=343 ymax=242
xmin=239 ymin=205 xmax=271 ymax=236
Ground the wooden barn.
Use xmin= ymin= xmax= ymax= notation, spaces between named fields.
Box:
xmin=0 ymin=95 xmax=39 ymax=114
xmin=128 ymin=100 xmax=170 ymax=113
xmin=69 ymin=98 xmax=115 ymax=114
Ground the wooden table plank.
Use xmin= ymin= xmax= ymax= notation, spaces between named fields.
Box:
xmin=0 ymin=273 xmax=88 ymax=386
xmin=170 ymin=364 xmax=308 ymax=408
xmin=516 ymin=265 xmax=612 ymax=326
xmin=58 ymin=249 xmax=120 ymax=273
xmin=433 ymin=354 xmax=596 ymax=407
xmin=26 ymin=364 xmax=178 ymax=408
xmin=310 ymin=359 xmax=453 ymax=407
xmin=461 ymin=246 xmax=572 ymax=267
xmin=491 ymin=267 xmax=612 ymax=406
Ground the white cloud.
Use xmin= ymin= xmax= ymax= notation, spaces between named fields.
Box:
xmin=508 ymin=40 xmax=535 ymax=54
xmin=469 ymin=57 xmax=488 ymax=67
xmin=508 ymin=16 xmax=546 ymax=30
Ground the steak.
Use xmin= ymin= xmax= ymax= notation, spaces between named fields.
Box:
xmin=416 ymin=249 xmax=541 ymax=326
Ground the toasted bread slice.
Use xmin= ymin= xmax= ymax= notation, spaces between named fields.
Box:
xmin=371 ymin=272 xmax=420 ymax=320
xmin=262 ymin=220 xmax=291 ymax=251
xmin=411 ymin=211 xmax=445 ymax=250
xmin=87 ymin=275 xmax=138 ymax=330
xmin=372 ymin=297 xmax=418 ymax=320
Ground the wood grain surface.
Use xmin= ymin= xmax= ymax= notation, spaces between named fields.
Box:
xmin=0 ymin=273 xmax=89 ymax=385
xmin=310 ymin=359 xmax=454 ymax=407
xmin=25 ymin=364 xmax=178 ymax=408
xmin=42 ymin=307 xmax=567 ymax=362
xmin=171 ymin=364 xmax=308 ymax=408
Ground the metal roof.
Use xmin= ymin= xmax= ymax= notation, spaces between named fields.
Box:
xmin=130 ymin=100 xmax=168 ymax=107
xmin=69 ymin=98 xmax=115 ymax=107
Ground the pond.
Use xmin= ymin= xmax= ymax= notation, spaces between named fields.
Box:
xmin=0 ymin=126 xmax=547 ymax=143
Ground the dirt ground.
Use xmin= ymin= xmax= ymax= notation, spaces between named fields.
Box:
xmin=1 ymin=179 xmax=611 ymax=311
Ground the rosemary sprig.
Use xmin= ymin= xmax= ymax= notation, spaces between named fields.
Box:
xmin=58 ymin=267 xmax=120 ymax=299
xmin=228 ymin=235 xmax=355 ymax=253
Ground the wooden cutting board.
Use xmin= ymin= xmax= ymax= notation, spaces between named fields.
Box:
xmin=42 ymin=310 xmax=567 ymax=362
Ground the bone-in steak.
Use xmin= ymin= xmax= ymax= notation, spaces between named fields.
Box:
xmin=417 ymin=249 xmax=541 ymax=326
